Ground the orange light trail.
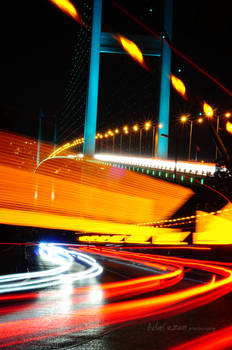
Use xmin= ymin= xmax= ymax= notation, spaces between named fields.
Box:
xmin=226 ymin=121 xmax=232 ymax=134
xmin=111 ymin=1 xmax=232 ymax=97
xmin=203 ymin=101 xmax=214 ymax=117
xmin=0 ymin=247 xmax=232 ymax=347
xmin=1 ymin=131 xmax=232 ymax=246
xmin=114 ymin=34 xmax=148 ymax=70
xmin=48 ymin=0 xmax=85 ymax=26
xmin=170 ymin=74 xmax=186 ymax=99
xmin=0 ymin=132 xmax=193 ymax=231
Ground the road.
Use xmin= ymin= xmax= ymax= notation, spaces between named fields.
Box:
xmin=0 ymin=244 xmax=232 ymax=349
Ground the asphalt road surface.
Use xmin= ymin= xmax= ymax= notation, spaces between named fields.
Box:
xmin=0 ymin=244 xmax=232 ymax=350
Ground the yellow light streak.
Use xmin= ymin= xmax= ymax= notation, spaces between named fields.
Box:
xmin=170 ymin=74 xmax=186 ymax=98
xmin=203 ymin=102 xmax=214 ymax=118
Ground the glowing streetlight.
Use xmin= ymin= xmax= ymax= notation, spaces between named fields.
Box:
xmin=110 ymin=132 xmax=115 ymax=151
xmin=123 ymin=126 xmax=128 ymax=132
xmin=133 ymin=125 xmax=139 ymax=132
xmin=180 ymin=115 xmax=187 ymax=123
xmin=179 ymin=115 xmax=203 ymax=160
xmin=144 ymin=122 xmax=151 ymax=130
xmin=115 ymin=129 xmax=119 ymax=134
xmin=225 ymin=112 xmax=231 ymax=118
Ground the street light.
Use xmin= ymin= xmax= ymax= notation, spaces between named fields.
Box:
xmin=119 ymin=126 xmax=129 ymax=153
xmin=99 ymin=134 xmax=103 ymax=151
xmin=180 ymin=115 xmax=187 ymax=123
xmin=215 ymin=112 xmax=231 ymax=159
xmin=139 ymin=126 xmax=143 ymax=154
xmin=144 ymin=121 xmax=151 ymax=131
xmin=180 ymin=115 xmax=203 ymax=160
xmin=153 ymin=123 xmax=163 ymax=157
xmin=180 ymin=115 xmax=193 ymax=160
xmin=143 ymin=122 xmax=151 ymax=155
xmin=110 ymin=132 xmax=115 ymax=151
xmin=132 ymin=125 xmax=139 ymax=155
xmin=133 ymin=124 xmax=139 ymax=132
xmin=127 ymin=127 xmax=132 ymax=153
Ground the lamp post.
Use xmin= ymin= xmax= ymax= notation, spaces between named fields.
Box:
xmin=124 ymin=127 xmax=129 ymax=152
xmin=132 ymin=125 xmax=139 ymax=154
xmin=153 ymin=123 xmax=163 ymax=157
xmin=188 ymin=120 xmax=193 ymax=160
xmin=216 ymin=115 xmax=220 ymax=160
xmin=180 ymin=115 xmax=203 ymax=160
xmin=121 ymin=126 xmax=128 ymax=153
xmin=114 ymin=129 xmax=119 ymax=152
xmin=98 ymin=134 xmax=103 ymax=151
xmin=144 ymin=122 xmax=151 ymax=155
xmin=104 ymin=133 xmax=108 ymax=152
xmin=119 ymin=132 xmax=122 ymax=153
xmin=139 ymin=128 xmax=142 ymax=154
xmin=112 ymin=133 xmax=115 ymax=152
xmin=215 ymin=112 xmax=231 ymax=160
xmin=107 ymin=130 xmax=114 ymax=152
xmin=152 ymin=125 xmax=155 ymax=156
xmin=128 ymin=130 xmax=132 ymax=153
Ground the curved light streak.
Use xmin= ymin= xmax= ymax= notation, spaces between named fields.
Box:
xmin=0 ymin=247 xmax=232 ymax=347
xmin=0 ymin=244 xmax=103 ymax=294
xmin=170 ymin=325 xmax=232 ymax=350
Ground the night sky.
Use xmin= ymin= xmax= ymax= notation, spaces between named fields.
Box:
xmin=1 ymin=0 xmax=232 ymax=160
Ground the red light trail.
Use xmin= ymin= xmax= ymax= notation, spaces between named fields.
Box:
xmin=0 ymin=246 xmax=232 ymax=348
xmin=171 ymin=324 xmax=232 ymax=350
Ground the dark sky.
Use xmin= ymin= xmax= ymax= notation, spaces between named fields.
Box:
xmin=1 ymin=0 xmax=232 ymax=160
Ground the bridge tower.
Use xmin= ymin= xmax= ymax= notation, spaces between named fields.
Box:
xmin=83 ymin=0 xmax=173 ymax=159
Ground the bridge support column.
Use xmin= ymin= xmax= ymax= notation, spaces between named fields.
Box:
xmin=157 ymin=0 xmax=173 ymax=159
xmin=83 ymin=0 xmax=102 ymax=157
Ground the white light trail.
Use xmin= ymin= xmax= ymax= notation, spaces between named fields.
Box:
xmin=94 ymin=153 xmax=216 ymax=177
xmin=0 ymin=244 xmax=103 ymax=294
xmin=39 ymin=153 xmax=216 ymax=177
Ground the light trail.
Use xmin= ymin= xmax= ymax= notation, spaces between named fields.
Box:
xmin=0 ymin=244 xmax=103 ymax=294
xmin=170 ymin=324 xmax=232 ymax=350
xmin=0 ymin=247 xmax=232 ymax=347
xmin=113 ymin=34 xmax=148 ymax=70
xmin=170 ymin=74 xmax=187 ymax=99
xmin=1 ymin=132 xmax=231 ymax=246
xmin=112 ymin=1 xmax=232 ymax=98
xmin=94 ymin=153 xmax=216 ymax=177
xmin=0 ymin=131 xmax=193 ymax=228
xmin=48 ymin=0 xmax=86 ymax=26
